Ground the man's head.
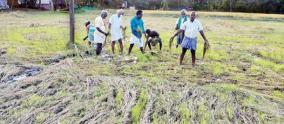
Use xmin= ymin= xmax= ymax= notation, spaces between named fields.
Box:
xmin=85 ymin=21 xmax=90 ymax=27
xmin=101 ymin=10 xmax=108 ymax=19
xmin=190 ymin=11 xmax=196 ymax=22
xmin=180 ymin=9 xmax=187 ymax=18
xmin=136 ymin=10 xmax=143 ymax=19
xmin=117 ymin=9 xmax=124 ymax=17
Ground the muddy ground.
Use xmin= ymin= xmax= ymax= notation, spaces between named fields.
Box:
xmin=0 ymin=49 xmax=283 ymax=124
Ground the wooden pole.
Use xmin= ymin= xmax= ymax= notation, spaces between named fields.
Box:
xmin=11 ymin=0 xmax=13 ymax=10
xmin=67 ymin=0 xmax=75 ymax=48
xmin=50 ymin=0 xmax=54 ymax=11
xmin=38 ymin=0 xmax=41 ymax=9
xmin=229 ymin=0 xmax=232 ymax=12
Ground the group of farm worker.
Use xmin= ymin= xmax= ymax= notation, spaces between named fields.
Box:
xmin=84 ymin=9 xmax=209 ymax=66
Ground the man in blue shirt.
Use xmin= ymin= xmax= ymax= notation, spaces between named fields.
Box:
xmin=128 ymin=10 xmax=146 ymax=55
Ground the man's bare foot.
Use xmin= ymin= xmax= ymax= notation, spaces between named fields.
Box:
xmin=180 ymin=63 xmax=185 ymax=65
xmin=200 ymin=60 xmax=205 ymax=65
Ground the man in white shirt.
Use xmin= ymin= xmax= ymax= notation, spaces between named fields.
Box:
xmin=170 ymin=11 xmax=209 ymax=66
xmin=109 ymin=9 xmax=126 ymax=55
xmin=94 ymin=10 xmax=109 ymax=55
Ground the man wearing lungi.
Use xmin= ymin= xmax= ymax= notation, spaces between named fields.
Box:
xmin=170 ymin=11 xmax=209 ymax=66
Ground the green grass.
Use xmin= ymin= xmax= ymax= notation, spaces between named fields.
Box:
xmin=131 ymin=89 xmax=148 ymax=124
xmin=257 ymin=48 xmax=284 ymax=63
xmin=199 ymin=103 xmax=210 ymax=124
xmin=272 ymin=90 xmax=284 ymax=99
xmin=179 ymin=103 xmax=191 ymax=124
xmin=23 ymin=94 xmax=44 ymax=108
xmin=3 ymin=23 xmax=69 ymax=60
xmin=226 ymin=103 xmax=234 ymax=121
xmin=115 ymin=88 xmax=124 ymax=107
xmin=254 ymin=58 xmax=284 ymax=73
xmin=205 ymin=83 xmax=237 ymax=101
xmin=212 ymin=62 xmax=223 ymax=76
xmin=35 ymin=112 xmax=49 ymax=123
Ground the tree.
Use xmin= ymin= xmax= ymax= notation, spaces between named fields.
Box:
xmin=229 ymin=0 xmax=232 ymax=12
xmin=7 ymin=0 xmax=19 ymax=10
xmin=161 ymin=0 xmax=169 ymax=10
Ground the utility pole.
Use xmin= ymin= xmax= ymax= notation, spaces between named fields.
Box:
xmin=229 ymin=0 xmax=232 ymax=12
xmin=177 ymin=0 xmax=179 ymax=10
xmin=38 ymin=0 xmax=41 ymax=9
xmin=67 ymin=0 xmax=75 ymax=48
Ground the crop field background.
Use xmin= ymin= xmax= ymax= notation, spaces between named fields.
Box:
xmin=0 ymin=10 xmax=284 ymax=123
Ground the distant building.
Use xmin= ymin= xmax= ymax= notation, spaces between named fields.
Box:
xmin=36 ymin=0 xmax=66 ymax=10
xmin=36 ymin=0 xmax=51 ymax=10
xmin=15 ymin=0 xmax=66 ymax=10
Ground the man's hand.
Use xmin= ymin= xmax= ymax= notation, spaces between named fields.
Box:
xmin=83 ymin=36 xmax=88 ymax=41
xmin=169 ymin=36 xmax=174 ymax=49
xmin=137 ymin=28 xmax=142 ymax=33
xmin=170 ymin=36 xmax=175 ymax=42
xmin=175 ymin=25 xmax=179 ymax=30
xmin=204 ymin=40 xmax=210 ymax=49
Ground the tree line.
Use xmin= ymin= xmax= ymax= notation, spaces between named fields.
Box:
xmin=102 ymin=0 xmax=284 ymax=14
xmin=125 ymin=0 xmax=284 ymax=14
xmin=6 ymin=0 xmax=284 ymax=14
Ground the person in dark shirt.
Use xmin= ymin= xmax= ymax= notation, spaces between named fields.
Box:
xmin=145 ymin=29 xmax=162 ymax=51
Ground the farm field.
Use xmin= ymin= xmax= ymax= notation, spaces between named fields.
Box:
xmin=0 ymin=10 xmax=284 ymax=123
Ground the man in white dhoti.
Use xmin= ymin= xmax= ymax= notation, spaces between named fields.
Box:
xmin=109 ymin=9 xmax=126 ymax=55
xmin=94 ymin=10 xmax=109 ymax=55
